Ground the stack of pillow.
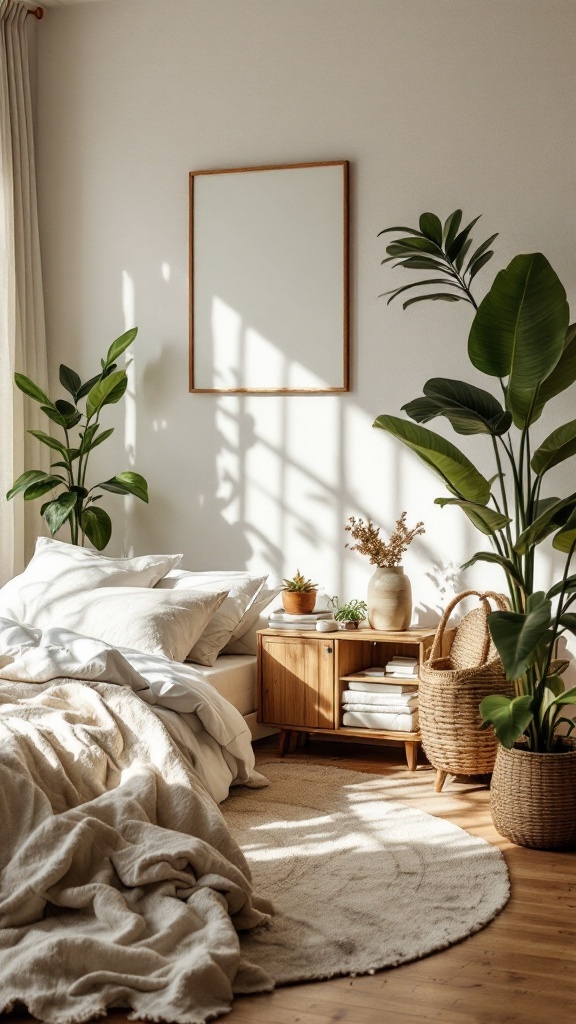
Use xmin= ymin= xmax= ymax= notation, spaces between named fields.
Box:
xmin=0 ymin=537 xmax=281 ymax=664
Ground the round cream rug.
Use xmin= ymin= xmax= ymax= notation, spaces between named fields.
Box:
xmin=223 ymin=762 xmax=509 ymax=983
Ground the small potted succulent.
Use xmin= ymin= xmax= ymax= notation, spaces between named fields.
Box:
xmin=281 ymin=570 xmax=318 ymax=615
xmin=334 ymin=599 xmax=368 ymax=630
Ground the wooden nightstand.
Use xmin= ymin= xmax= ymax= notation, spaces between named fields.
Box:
xmin=257 ymin=626 xmax=436 ymax=770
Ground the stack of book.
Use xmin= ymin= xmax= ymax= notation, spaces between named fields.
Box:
xmin=268 ymin=608 xmax=335 ymax=631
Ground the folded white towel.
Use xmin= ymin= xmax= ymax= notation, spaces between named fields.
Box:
xmin=347 ymin=680 xmax=418 ymax=694
xmin=342 ymin=689 xmax=417 ymax=706
xmin=342 ymin=710 xmax=419 ymax=731
xmin=343 ymin=702 xmax=417 ymax=715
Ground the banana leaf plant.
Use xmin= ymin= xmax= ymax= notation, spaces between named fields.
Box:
xmin=6 ymin=327 xmax=148 ymax=551
xmin=375 ymin=210 xmax=576 ymax=752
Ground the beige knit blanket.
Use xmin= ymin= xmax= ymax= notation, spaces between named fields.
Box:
xmin=0 ymin=677 xmax=274 ymax=1023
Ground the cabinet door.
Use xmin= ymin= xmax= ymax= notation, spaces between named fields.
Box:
xmin=260 ymin=636 xmax=334 ymax=728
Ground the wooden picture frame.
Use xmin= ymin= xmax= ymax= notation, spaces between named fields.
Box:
xmin=189 ymin=160 xmax=349 ymax=394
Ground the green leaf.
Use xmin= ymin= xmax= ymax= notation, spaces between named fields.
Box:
xmin=14 ymin=373 xmax=52 ymax=407
xmin=454 ymin=238 xmax=473 ymax=273
xmin=373 ymin=415 xmax=491 ymax=503
xmin=402 ymin=378 xmax=512 ymax=436
xmin=552 ymin=509 xmax=576 ymax=553
xmin=55 ymin=399 xmax=77 ymax=417
xmin=419 ymin=212 xmax=443 ymax=246
xmin=59 ymin=365 xmax=81 ymax=400
xmin=392 ymin=256 xmax=448 ymax=272
xmin=105 ymin=327 xmax=138 ymax=368
xmin=515 ymin=493 xmax=576 ymax=554
xmin=98 ymin=471 xmax=148 ymax=503
xmin=558 ymin=613 xmax=576 ymax=635
xmin=6 ymin=469 xmax=52 ymax=501
xmin=40 ymin=405 xmax=68 ymax=427
xmin=487 ymin=602 xmax=552 ymax=680
xmin=387 ymin=236 xmax=444 ymax=257
xmin=479 ymin=693 xmax=534 ymax=749
xmin=403 ymin=293 xmax=462 ymax=309
xmin=468 ymin=253 xmax=569 ymax=426
xmin=460 ymin=550 xmax=524 ymax=588
xmin=23 ymin=475 xmax=65 ymax=501
xmin=443 ymin=209 xmax=463 ymax=248
xmin=86 ymin=370 xmax=127 ymax=419
xmin=531 ymin=418 xmax=576 ymax=476
xmin=43 ymin=492 xmax=77 ymax=535
xmin=435 ymin=498 xmax=511 ymax=536
xmin=377 ymin=225 xmax=425 ymax=238
xmin=549 ymin=686 xmax=576 ymax=706
xmin=527 ymin=323 xmax=576 ymax=423
xmin=464 ymin=233 xmax=499 ymax=274
xmin=27 ymin=430 xmax=69 ymax=456
xmin=467 ymin=250 xmax=494 ymax=282
xmin=546 ymin=574 xmax=576 ymax=599
xmin=85 ymin=427 xmax=114 ymax=453
xmin=446 ymin=215 xmax=481 ymax=262
xmin=80 ymin=506 xmax=112 ymax=551
xmin=381 ymin=279 xmax=461 ymax=305
xmin=76 ymin=373 xmax=103 ymax=401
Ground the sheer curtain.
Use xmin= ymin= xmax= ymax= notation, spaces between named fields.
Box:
xmin=0 ymin=0 xmax=48 ymax=583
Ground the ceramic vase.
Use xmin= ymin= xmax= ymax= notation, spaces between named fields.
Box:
xmin=366 ymin=566 xmax=411 ymax=631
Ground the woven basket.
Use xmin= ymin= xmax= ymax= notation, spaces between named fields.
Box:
xmin=419 ymin=590 xmax=514 ymax=791
xmin=491 ymin=740 xmax=576 ymax=849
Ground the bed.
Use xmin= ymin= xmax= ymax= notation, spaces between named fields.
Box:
xmin=0 ymin=539 xmax=281 ymax=1023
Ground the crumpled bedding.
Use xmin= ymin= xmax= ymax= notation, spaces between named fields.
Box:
xmin=0 ymin=618 xmax=274 ymax=1023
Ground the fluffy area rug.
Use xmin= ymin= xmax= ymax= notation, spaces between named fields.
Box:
xmin=223 ymin=762 xmax=510 ymax=983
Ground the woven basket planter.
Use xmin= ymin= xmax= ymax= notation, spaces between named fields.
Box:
xmin=491 ymin=741 xmax=576 ymax=849
xmin=419 ymin=591 xmax=514 ymax=791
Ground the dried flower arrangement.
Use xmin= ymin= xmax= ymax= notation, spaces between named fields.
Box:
xmin=345 ymin=512 xmax=425 ymax=568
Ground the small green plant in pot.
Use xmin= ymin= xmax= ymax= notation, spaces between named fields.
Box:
xmin=281 ymin=570 xmax=318 ymax=615
xmin=334 ymin=598 xmax=368 ymax=630
xmin=375 ymin=209 xmax=576 ymax=846
xmin=6 ymin=328 xmax=148 ymax=551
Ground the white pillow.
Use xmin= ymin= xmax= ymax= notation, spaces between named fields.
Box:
xmin=222 ymin=584 xmax=283 ymax=655
xmin=0 ymin=537 xmax=182 ymax=628
xmin=155 ymin=569 xmax=267 ymax=666
xmin=34 ymin=587 xmax=229 ymax=662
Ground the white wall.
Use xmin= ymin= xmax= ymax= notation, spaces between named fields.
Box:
xmin=34 ymin=0 xmax=576 ymax=627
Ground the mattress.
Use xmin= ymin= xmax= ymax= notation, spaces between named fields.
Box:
xmin=190 ymin=654 xmax=277 ymax=741
xmin=191 ymin=653 xmax=257 ymax=716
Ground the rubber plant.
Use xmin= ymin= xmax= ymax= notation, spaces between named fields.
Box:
xmin=6 ymin=327 xmax=148 ymax=551
xmin=375 ymin=209 xmax=576 ymax=752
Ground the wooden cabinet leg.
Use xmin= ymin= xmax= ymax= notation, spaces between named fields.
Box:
xmin=278 ymin=729 xmax=291 ymax=757
xmin=434 ymin=768 xmax=447 ymax=792
xmin=404 ymin=741 xmax=418 ymax=772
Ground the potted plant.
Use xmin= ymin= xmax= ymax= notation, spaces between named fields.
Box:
xmin=5 ymin=328 xmax=148 ymax=551
xmin=374 ymin=209 xmax=576 ymax=847
xmin=334 ymin=598 xmax=368 ymax=630
xmin=281 ymin=570 xmax=318 ymax=615
xmin=345 ymin=513 xmax=425 ymax=630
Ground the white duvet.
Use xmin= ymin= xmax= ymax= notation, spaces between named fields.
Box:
xmin=0 ymin=617 xmax=273 ymax=1023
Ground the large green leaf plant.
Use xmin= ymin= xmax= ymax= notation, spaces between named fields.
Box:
xmin=376 ymin=211 xmax=576 ymax=752
xmin=6 ymin=328 xmax=148 ymax=551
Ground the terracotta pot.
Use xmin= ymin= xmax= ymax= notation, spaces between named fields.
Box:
xmin=490 ymin=740 xmax=576 ymax=850
xmin=282 ymin=590 xmax=317 ymax=615
xmin=366 ymin=567 xmax=411 ymax=631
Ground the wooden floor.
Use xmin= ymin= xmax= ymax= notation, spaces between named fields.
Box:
xmin=230 ymin=736 xmax=576 ymax=1024
xmin=3 ymin=737 xmax=575 ymax=1024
